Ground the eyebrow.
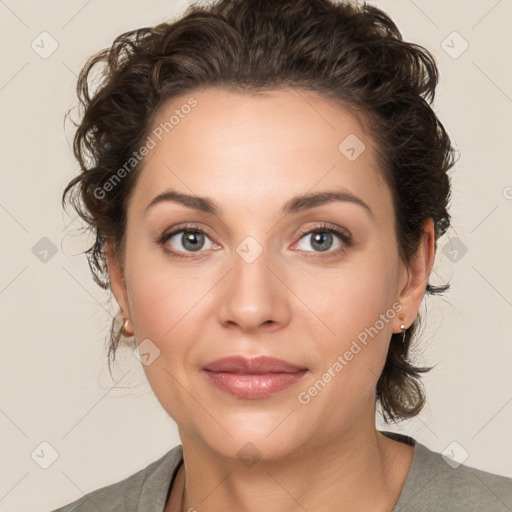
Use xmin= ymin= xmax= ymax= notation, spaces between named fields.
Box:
xmin=145 ymin=188 xmax=373 ymax=218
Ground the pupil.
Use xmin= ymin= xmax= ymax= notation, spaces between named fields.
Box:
xmin=312 ymin=232 xmax=332 ymax=252
xmin=183 ymin=232 xmax=203 ymax=251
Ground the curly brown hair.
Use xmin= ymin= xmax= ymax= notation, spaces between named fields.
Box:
xmin=62 ymin=0 xmax=457 ymax=423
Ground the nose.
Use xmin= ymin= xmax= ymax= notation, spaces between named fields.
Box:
xmin=216 ymin=243 xmax=292 ymax=333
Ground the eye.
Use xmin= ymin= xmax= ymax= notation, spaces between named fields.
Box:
xmin=158 ymin=225 xmax=218 ymax=259
xmin=295 ymin=223 xmax=351 ymax=255
xmin=157 ymin=222 xmax=351 ymax=260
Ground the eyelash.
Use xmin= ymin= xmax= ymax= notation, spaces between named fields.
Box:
xmin=157 ymin=222 xmax=351 ymax=260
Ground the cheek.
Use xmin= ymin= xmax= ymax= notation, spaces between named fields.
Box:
xmin=310 ymin=250 xmax=400 ymax=388
xmin=123 ymin=246 xmax=215 ymax=388
xmin=316 ymin=247 xmax=399 ymax=335
xmin=127 ymin=275 xmax=181 ymax=340
xmin=123 ymin=238 xmax=206 ymax=340
xmin=125 ymin=260 xmax=206 ymax=422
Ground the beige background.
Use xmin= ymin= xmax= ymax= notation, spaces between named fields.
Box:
xmin=0 ymin=0 xmax=511 ymax=510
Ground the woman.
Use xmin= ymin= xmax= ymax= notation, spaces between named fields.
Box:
xmin=53 ymin=0 xmax=512 ymax=510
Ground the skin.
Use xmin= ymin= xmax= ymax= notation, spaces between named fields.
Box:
xmin=106 ymin=87 xmax=435 ymax=512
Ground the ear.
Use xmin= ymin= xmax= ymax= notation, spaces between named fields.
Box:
xmin=105 ymin=239 xmax=131 ymax=322
xmin=395 ymin=218 xmax=436 ymax=331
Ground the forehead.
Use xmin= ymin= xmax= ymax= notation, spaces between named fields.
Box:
xmin=129 ymin=87 xmax=392 ymax=220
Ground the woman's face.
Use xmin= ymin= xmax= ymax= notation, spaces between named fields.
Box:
xmin=108 ymin=87 xmax=430 ymax=460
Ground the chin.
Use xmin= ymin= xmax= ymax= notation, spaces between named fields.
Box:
xmin=189 ymin=413 xmax=311 ymax=464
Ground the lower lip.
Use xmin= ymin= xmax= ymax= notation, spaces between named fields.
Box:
xmin=203 ymin=370 xmax=307 ymax=399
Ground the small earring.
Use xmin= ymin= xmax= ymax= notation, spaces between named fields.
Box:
xmin=400 ymin=323 xmax=406 ymax=345
xmin=121 ymin=318 xmax=133 ymax=337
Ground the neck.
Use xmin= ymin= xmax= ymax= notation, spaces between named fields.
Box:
xmin=167 ymin=423 xmax=414 ymax=512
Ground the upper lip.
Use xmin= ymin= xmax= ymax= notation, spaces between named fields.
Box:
xmin=203 ymin=356 xmax=307 ymax=374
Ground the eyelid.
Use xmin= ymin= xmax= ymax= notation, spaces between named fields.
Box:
xmin=295 ymin=221 xmax=351 ymax=240
xmin=162 ymin=222 xmax=213 ymax=237
xmin=158 ymin=223 xmax=218 ymax=251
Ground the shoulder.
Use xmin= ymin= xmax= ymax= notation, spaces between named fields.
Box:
xmin=392 ymin=435 xmax=512 ymax=512
xmin=49 ymin=444 xmax=183 ymax=512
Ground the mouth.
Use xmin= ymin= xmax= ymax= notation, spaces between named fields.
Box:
xmin=202 ymin=355 xmax=308 ymax=399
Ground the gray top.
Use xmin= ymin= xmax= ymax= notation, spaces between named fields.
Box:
xmin=50 ymin=431 xmax=512 ymax=511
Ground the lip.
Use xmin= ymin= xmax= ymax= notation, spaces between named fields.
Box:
xmin=202 ymin=356 xmax=308 ymax=399
xmin=203 ymin=355 xmax=307 ymax=373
